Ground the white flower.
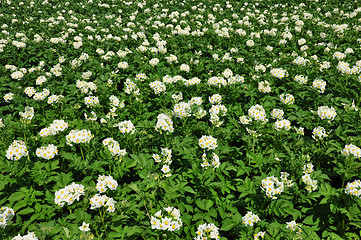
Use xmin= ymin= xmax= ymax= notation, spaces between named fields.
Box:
xmin=36 ymin=144 xmax=58 ymax=160
xmin=161 ymin=165 xmax=170 ymax=174
xmin=274 ymin=119 xmax=291 ymax=131
xmin=345 ymin=179 xmax=361 ymax=197
xmin=242 ymin=211 xmax=260 ymax=227
xmin=54 ymin=183 xmax=85 ymax=207
xmin=4 ymin=92 xmax=14 ymax=102
xmin=261 ymin=176 xmax=284 ymax=199
xmin=66 ymin=129 xmax=93 ymax=146
xmin=248 ymin=104 xmax=267 ymax=123
xmin=11 ymin=71 xmax=24 ymax=79
xmin=286 ymin=220 xmax=302 ymax=234
xmin=173 ymin=102 xmax=192 ymax=118
xmin=280 ymin=93 xmax=294 ymax=105
xmin=270 ymin=68 xmax=288 ymax=79
xmin=0 ymin=206 xmax=15 ymax=229
xmin=317 ymin=106 xmax=337 ymax=120
xmin=150 ymin=81 xmax=166 ymax=94
xmin=194 ymin=223 xmax=220 ymax=239
xmin=155 ymin=114 xmax=173 ymax=133
xmin=79 ymin=222 xmax=90 ymax=232
xmin=96 ymin=175 xmax=118 ymax=193
xmin=6 ymin=140 xmax=28 ymax=161
xmin=151 ymin=207 xmax=182 ymax=232
xmin=102 ymin=138 xmax=127 ymax=157
xmin=115 ymin=120 xmax=135 ymax=134
xmin=312 ymin=126 xmax=328 ymax=140
xmin=199 ymin=135 xmax=217 ymax=151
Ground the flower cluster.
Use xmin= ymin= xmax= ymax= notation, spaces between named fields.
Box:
xmin=149 ymin=58 xmax=159 ymax=66
xmin=76 ymin=80 xmax=97 ymax=94
xmin=302 ymin=163 xmax=318 ymax=192
xmin=153 ymin=148 xmax=172 ymax=177
xmin=312 ymin=126 xmax=328 ymax=140
xmin=19 ymin=106 xmax=34 ymax=122
xmin=102 ymin=138 xmax=127 ymax=157
xmin=150 ymin=206 xmax=183 ymax=231
xmin=274 ymin=119 xmax=291 ymax=131
xmin=39 ymin=119 xmax=68 ymax=137
xmin=199 ymin=135 xmax=218 ymax=151
xmin=207 ymin=76 xmax=227 ymax=87
xmin=0 ymin=207 xmax=15 ymax=228
xmin=258 ymin=80 xmax=271 ymax=93
xmin=36 ymin=144 xmax=58 ymax=160
xmin=271 ymin=108 xmax=284 ymax=119
xmin=6 ymin=140 xmax=28 ymax=161
xmin=54 ymin=182 xmax=85 ymax=207
xmin=201 ymin=152 xmax=220 ymax=168
xmin=109 ymin=95 xmax=125 ymax=108
xmin=11 ymin=71 xmax=24 ymax=79
xmin=194 ymin=107 xmax=207 ymax=119
xmin=155 ymin=113 xmax=174 ymax=133
xmin=286 ymin=221 xmax=302 ymax=235
xmin=270 ymin=68 xmax=288 ymax=79
xmin=294 ymin=75 xmax=308 ymax=85
xmin=116 ymin=120 xmax=135 ymax=134
xmin=317 ymin=106 xmax=337 ymax=121
xmin=89 ymin=194 xmax=116 ymax=213
xmin=150 ymin=81 xmax=166 ymax=94
xmin=341 ymin=144 xmax=361 ymax=158
xmin=48 ymin=94 xmax=64 ymax=105
xmin=36 ymin=76 xmax=47 ymax=85
xmin=209 ymin=104 xmax=227 ymax=127
xmin=3 ymin=92 xmax=14 ymax=102
xmin=188 ymin=97 xmax=203 ymax=106
xmin=172 ymin=92 xmax=183 ymax=103
xmin=12 ymin=232 xmax=38 ymax=240
xmin=32 ymin=89 xmax=51 ymax=101
xmin=261 ymin=176 xmax=285 ymax=199
xmin=84 ymin=96 xmax=99 ymax=107
xmin=254 ymin=232 xmax=266 ymax=240
xmin=194 ymin=223 xmax=220 ymax=240
xmin=96 ymin=175 xmax=118 ymax=193
xmin=66 ymin=129 xmax=93 ymax=146
xmin=345 ymin=179 xmax=361 ymax=197
xmin=183 ymin=77 xmax=201 ymax=87
xmin=280 ymin=93 xmax=295 ymax=105
xmin=239 ymin=116 xmax=252 ymax=125
xmin=180 ymin=64 xmax=190 ymax=72
xmin=124 ymin=78 xmax=140 ymax=95
xmin=312 ymin=79 xmax=326 ymax=93
xmin=242 ymin=211 xmax=261 ymax=227
xmin=280 ymin=172 xmax=294 ymax=188
xmin=173 ymin=102 xmax=192 ymax=119
xmin=255 ymin=64 xmax=266 ymax=72
xmin=209 ymin=94 xmax=222 ymax=104
xmin=248 ymin=104 xmax=267 ymax=123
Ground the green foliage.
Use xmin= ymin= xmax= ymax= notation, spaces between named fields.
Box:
xmin=1 ymin=0 xmax=361 ymax=239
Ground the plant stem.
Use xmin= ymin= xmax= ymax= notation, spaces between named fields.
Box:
xmin=99 ymin=208 xmax=107 ymax=238
xmin=23 ymin=123 xmax=31 ymax=163
xmin=80 ymin=145 xmax=85 ymax=163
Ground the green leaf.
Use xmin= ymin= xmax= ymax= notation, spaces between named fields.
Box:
xmin=220 ymin=218 xmax=234 ymax=231
xmin=13 ymin=200 xmax=28 ymax=211
xmin=184 ymin=186 xmax=196 ymax=194
xmin=8 ymin=191 xmax=26 ymax=204
xmin=195 ymin=199 xmax=205 ymax=210
xmin=17 ymin=207 xmax=34 ymax=215
xmin=205 ymin=200 xmax=214 ymax=210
